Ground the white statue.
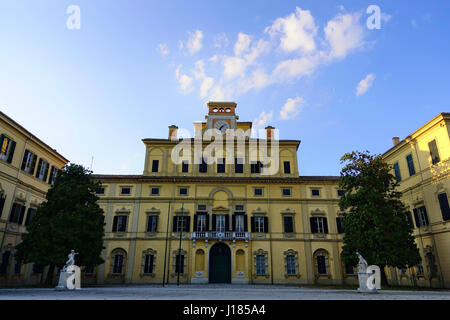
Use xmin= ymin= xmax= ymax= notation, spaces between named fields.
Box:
xmin=356 ymin=251 xmax=368 ymax=273
xmin=62 ymin=250 xmax=78 ymax=272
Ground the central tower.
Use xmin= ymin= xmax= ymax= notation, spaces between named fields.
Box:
xmin=205 ymin=101 xmax=239 ymax=134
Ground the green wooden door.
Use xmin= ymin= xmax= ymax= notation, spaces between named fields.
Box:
xmin=209 ymin=243 xmax=231 ymax=283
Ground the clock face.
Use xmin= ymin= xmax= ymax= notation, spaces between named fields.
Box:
xmin=214 ymin=120 xmax=229 ymax=134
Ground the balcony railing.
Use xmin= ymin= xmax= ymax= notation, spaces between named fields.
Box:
xmin=190 ymin=231 xmax=249 ymax=247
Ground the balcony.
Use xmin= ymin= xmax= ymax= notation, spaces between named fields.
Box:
xmin=190 ymin=231 xmax=249 ymax=248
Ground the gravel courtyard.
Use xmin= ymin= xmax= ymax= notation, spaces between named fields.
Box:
xmin=0 ymin=284 xmax=449 ymax=300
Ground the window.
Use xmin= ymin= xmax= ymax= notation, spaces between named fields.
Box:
xmin=48 ymin=166 xmax=59 ymax=185
xmin=151 ymin=160 xmax=159 ymax=173
xmin=197 ymin=204 xmax=207 ymax=211
xmin=438 ymin=193 xmax=450 ymax=221
xmin=336 ymin=217 xmax=343 ymax=233
xmin=282 ymin=188 xmax=291 ymax=196
xmin=0 ymin=251 xmax=10 ymax=274
xmin=24 ymin=208 xmax=36 ymax=226
xmin=175 ymin=254 xmax=185 ymax=274
xmin=314 ymin=250 xmax=328 ymax=275
xmin=14 ymin=261 xmax=22 ymax=275
xmin=413 ymin=206 xmax=429 ymax=227
xmin=0 ymin=195 xmax=5 ymax=218
xmin=235 ymin=205 xmax=244 ymax=211
xmin=311 ymin=189 xmax=320 ymax=196
xmin=235 ymin=158 xmax=243 ymax=173
xmin=0 ymin=134 xmax=16 ymax=164
xmin=179 ymin=187 xmax=188 ymax=196
xmin=173 ymin=216 xmax=190 ymax=232
xmin=146 ymin=215 xmax=158 ymax=232
xmin=215 ymin=214 xmax=226 ymax=232
xmin=428 ymin=140 xmax=440 ymax=165
xmin=406 ymin=154 xmax=416 ymax=176
xmin=32 ymin=263 xmax=43 ymax=274
xmin=121 ymin=187 xmax=131 ymax=195
xmin=199 ymin=157 xmax=207 ymax=173
xmin=251 ymin=161 xmax=263 ymax=174
xmin=283 ymin=161 xmax=291 ymax=174
xmin=35 ymin=158 xmax=50 ymax=182
xmin=195 ymin=214 xmax=207 ymax=232
xmin=345 ymin=262 xmax=356 ymax=275
xmin=235 ymin=214 xmax=245 ymax=232
xmin=9 ymin=203 xmax=26 ymax=225
xmin=254 ymin=188 xmax=263 ymax=196
xmin=310 ymin=217 xmax=328 ymax=233
xmin=416 ymin=263 xmax=424 ymax=277
xmin=150 ymin=187 xmax=160 ymax=195
xmin=217 ymin=158 xmax=225 ymax=173
xmin=182 ymin=160 xmax=189 ymax=173
xmin=337 ymin=189 xmax=344 ymax=197
xmin=283 ymin=216 xmax=294 ymax=233
xmin=84 ymin=265 xmax=94 ymax=274
xmin=255 ymin=255 xmax=266 ymax=275
xmin=112 ymin=254 xmax=124 ymax=274
xmin=96 ymin=187 xmax=105 ymax=195
xmin=286 ymin=255 xmax=296 ymax=275
xmin=21 ymin=150 xmax=37 ymax=174
xmin=144 ymin=254 xmax=154 ymax=274
xmin=252 ymin=216 xmax=268 ymax=233
xmin=112 ymin=215 xmax=127 ymax=232
xmin=393 ymin=162 xmax=401 ymax=182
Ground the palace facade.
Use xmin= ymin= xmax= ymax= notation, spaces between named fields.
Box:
xmin=0 ymin=104 xmax=449 ymax=288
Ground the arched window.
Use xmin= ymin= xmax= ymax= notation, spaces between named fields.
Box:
xmin=313 ymin=249 xmax=330 ymax=277
xmin=110 ymin=248 xmax=127 ymax=275
xmin=283 ymin=249 xmax=299 ymax=277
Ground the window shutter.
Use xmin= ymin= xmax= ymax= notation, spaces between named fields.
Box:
xmin=438 ymin=193 xmax=450 ymax=221
xmin=263 ymin=217 xmax=269 ymax=233
xmin=6 ymin=141 xmax=15 ymax=164
xmin=244 ymin=214 xmax=248 ymax=232
xmin=18 ymin=205 xmax=26 ymax=225
xmin=184 ymin=216 xmax=190 ymax=232
xmin=284 ymin=217 xmax=293 ymax=233
xmin=30 ymin=154 xmax=37 ymax=174
xmin=413 ymin=209 xmax=420 ymax=227
xmin=336 ymin=217 xmax=342 ymax=233
xmin=43 ymin=162 xmax=49 ymax=182
xmin=146 ymin=216 xmax=152 ymax=232
xmin=154 ymin=216 xmax=158 ymax=231
xmin=428 ymin=140 xmax=440 ymax=164
xmin=205 ymin=214 xmax=210 ymax=231
xmin=173 ymin=216 xmax=178 ymax=232
xmin=250 ymin=217 xmax=255 ymax=232
xmin=422 ymin=206 xmax=429 ymax=225
xmin=211 ymin=214 xmax=216 ymax=231
xmin=225 ymin=215 xmax=230 ymax=231
xmin=310 ymin=217 xmax=317 ymax=233
xmin=0 ymin=196 xmax=5 ymax=217
xmin=232 ymin=214 xmax=236 ymax=231
xmin=193 ymin=214 xmax=198 ymax=231
xmin=21 ymin=150 xmax=29 ymax=170
xmin=48 ymin=166 xmax=55 ymax=184
xmin=323 ymin=217 xmax=328 ymax=234
xmin=35 ymin=159 xmax=43 ymax=178
xmin=112 ymin=216 xmax=118 ymax=232
xmin=0 ymin=135 xmax=4 ymax=152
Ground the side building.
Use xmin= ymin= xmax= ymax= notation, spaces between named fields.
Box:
xmin=383 ymin=112 xmax=450 ymax=288
xmin=0 ymin=111 xmax=68 ymax=285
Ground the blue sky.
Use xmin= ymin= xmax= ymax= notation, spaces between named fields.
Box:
xmin=0 ymin=1 xmax=449 ymax=176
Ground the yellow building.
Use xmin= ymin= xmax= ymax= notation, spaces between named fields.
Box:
xmin=0 ymin=111 xmax=68 ymax=285
xmin=382 ymin=113 xmax=450 ymax=288
xmin=92 ymin=102 xmax=353 ymax=286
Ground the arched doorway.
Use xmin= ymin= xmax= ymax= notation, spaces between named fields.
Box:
xmin=209 ymin=243 xmax=231 ymax=283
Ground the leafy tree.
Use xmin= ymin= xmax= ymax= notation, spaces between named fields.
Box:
xmin=15 ymin=163 xmax=105 ymax=286
xmin=339 ymin=151 xmax=420 ymax=286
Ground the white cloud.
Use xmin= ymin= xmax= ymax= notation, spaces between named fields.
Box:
xmin=180 ymin=30 xmax=204 ymax=55
xmin=266 ymin=7 xmax=317 ymax=54
xmin=234 ymin=33 xmax=251 ymax=56
xmin=175 ymin=65 xmax=194 ymax=94
xmin=356 ymin=73 xmax=375 ymax=96
xmin=253 ymin=111 xmax=273 ymax=130
xmin=157 ymin=43 xmax=169 ymax=56
xmin=192 ymin=60 xmax=215 ymax=98
xmin=381 ymin=13 xmax=392 ymax=23
xmin=214 ymin=33 xmax=229 ymax=48
xmin=324 ymin=12 xmax=364 ymax=59
xmin=272 ymin=54 xmax=321 ymax=81
xmin=222 ymin=56 xmax=247 ymax=79
xmin=280 ymin=97 xmax=304 ymax=120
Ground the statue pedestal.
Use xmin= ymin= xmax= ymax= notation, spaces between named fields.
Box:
xmin=357 ymin=272 xmax=378 ymax=293
xmin=55 ymin=265 xmax=81 ymax=290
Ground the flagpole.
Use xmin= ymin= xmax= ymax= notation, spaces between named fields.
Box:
xmin=177 ymin=202 xmax=184 ymax=286
xmin=162 ymin=200 xmax=171 ymax=287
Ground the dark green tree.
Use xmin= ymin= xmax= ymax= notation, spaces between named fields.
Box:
xmin=339 ymin=151 xmax=420 ymax=286
xmin=15 ymin=163 xmax=105 ymax=286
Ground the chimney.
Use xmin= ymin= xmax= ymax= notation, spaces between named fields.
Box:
xmin=265 ymin=126 xmax=275 ymax=140
xmin=168 ymin=125 xmax=178 ymax=140
xmin=392 ymin=137 xmax=400 ymax=146
xmin=193 ymin=122 xmax=203 ymax=139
